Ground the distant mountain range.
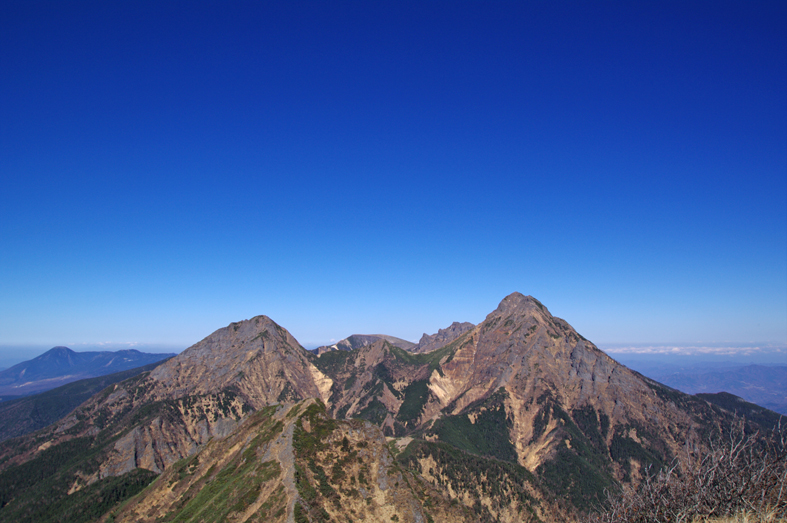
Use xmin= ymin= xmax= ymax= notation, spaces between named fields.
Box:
xmin=615 ymin=358 xmax=787 ymax=415
xmin=0 ymin=294 xmax=781 ymax=523
xmin=0 ymin=347 xmax=176 ymax=398
xmin=650 ymin=364 xmax=787 ymax=415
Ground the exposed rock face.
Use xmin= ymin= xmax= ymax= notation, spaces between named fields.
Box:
xmin=314 ymin=334 xmax=416 ymax=355
xmin=97 ymin=392 xmax=243 ymax=477
xmin=148 ymin=315 xmax=329 ymax=408
xmin=0 ymin=316 xmax=331 ymax=481
xmin=423 ymin=292 xmax=631 ymax=421
xmin=410 ymin=321 xmax=475 ymax=354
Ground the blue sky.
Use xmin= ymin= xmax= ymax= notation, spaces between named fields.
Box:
xmin=1 ymin=1 xmax=785 ymax=358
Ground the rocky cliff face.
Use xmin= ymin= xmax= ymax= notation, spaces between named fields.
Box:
xmin=104 ymin=399 xmax=480 ymax=523
xmin=148 ymin=315 xmax=331 ymax=408
xmin=410 ymin=321 xmax=475 ymax=354
xmin=0 ymin=294 xmax=751 ymax=523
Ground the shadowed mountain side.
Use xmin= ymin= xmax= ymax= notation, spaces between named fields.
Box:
xmin=0 ymin=359 xmax=172 ymax=442
xmin=0 ymin=347 xmax=176 ymax=397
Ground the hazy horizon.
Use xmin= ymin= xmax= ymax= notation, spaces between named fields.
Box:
xmin=2 ymin=3 xmax=785 ymax=362
xmin=2 ymin=338 xmax=785 ymax=372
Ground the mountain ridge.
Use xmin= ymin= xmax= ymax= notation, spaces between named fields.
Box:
xmin=0 ymin=293 xmax=774 ymax=523
xmin=410 ymin=321 xmax=475 ymax=354
xmin=313 ymin=334 xmax=416 ymax=355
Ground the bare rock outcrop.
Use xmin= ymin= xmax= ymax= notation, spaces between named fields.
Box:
xmin=410 ymin=321 xmax=475 ymax=354
xmin=314 ymin=334 xmax=416 ymax=354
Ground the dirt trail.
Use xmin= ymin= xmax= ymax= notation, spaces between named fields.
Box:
xmin=263 ymin=404 xmax=304 ymax=523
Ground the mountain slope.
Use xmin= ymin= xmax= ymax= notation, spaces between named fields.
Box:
xmin=311 ymin=293 xmax=746 ymax=511
xmin=0 ymin=316 xmax=331 ymax=483
xmin=0 ymin=294 xmax=762 ymax=522
xmin=0 ymin=347 xmax=175 ymax=397
xmin=696 ymin=391 xmax=784 ymax=430
xmin=147 ymin=315 xmax=330 ymax=408
xmin=0 ymin=359 xmax=171 ymax=442
xmin=410 ymin=321 xmax=475 ymax=354
xmin=103 ymin=399 xmax=488 ymax=523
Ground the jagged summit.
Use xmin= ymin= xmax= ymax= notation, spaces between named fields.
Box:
xmin=178 ymin=314 xmax=287 ymax=357
xmin=411 ymin=321 xmax=475 ymax=354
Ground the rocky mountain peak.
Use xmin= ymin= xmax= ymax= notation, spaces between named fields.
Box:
xmin=227 ymin=314 xmax=279 ymax=340
xmin=171 ymin=315 xmax=290 ymax=360
xmin=146 ymin=314 xmax=326 ymax=406
xmin=489 ymin=292 xmax=551 ymax=321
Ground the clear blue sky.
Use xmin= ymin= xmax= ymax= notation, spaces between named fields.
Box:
xmin=1 ymin=1 xmax=785 ymax=354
